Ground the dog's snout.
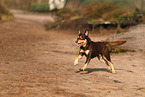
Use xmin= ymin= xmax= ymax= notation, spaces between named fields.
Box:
xmin=75 ymin=40 xmax=78 ymax=43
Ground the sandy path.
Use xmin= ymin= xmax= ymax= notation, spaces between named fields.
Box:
xmin=10 ymin=9 xmax=55 ymax=24
xmin=101 ymin=24 xmax=145 ymax=51
xmin=118 ymin=24 xmax=145 ymax=51
xmin=0 ymin=11 xmax=145 ymax=97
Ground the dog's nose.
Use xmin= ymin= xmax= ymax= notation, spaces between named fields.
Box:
xmin=75 ymin=40 xmax=78 ymax=43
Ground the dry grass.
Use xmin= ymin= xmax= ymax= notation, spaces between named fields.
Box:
xmin=81 ymin=3 xmax=123 ymax=20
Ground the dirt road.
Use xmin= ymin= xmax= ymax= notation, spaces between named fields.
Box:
xmin=0 ymin=12 xmax=145 ymax=97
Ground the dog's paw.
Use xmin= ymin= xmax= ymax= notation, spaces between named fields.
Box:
xmin=112 ymin=70 xmax=116 ymax=74
xmin=74 ymin=60 xmax=78 ymax=66
xmin=74 ymin=63 xmax=78 ymax=66
xmin=107 ymin=66 xmax=111 ymax=71
xmin=79 ymin=68 xmax=84 ymax=71
xmin=80 ymin=67 xmax=85 ymax=71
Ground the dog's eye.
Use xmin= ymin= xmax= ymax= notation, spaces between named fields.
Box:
xmin=82 ymin=35 xmax=86 ymax=39
xmin=80 ymin=36 xmax=83 ymax=39
xmin=77 ymin=35 xmax=86 ymax=40
xmin=78 ymin=36 xmax=82 ymax=39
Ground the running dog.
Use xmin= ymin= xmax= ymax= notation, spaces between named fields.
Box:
xmin=74 ymin=30 xmax=116 ymax=73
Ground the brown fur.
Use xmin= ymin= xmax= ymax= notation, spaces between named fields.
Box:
xmin=74 ymin=30 xmax=115 ymax=73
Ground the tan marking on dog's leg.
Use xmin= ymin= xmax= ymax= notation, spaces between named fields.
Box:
xmin=107 ymin=65 xmax=111 ymax=70
xmin=102 ymin=56 xmax=112 ymax=71
xmin=105 ymin=60 xmax=112 ymax=71
xmin=105 ymin=58 xmax=116 ymax=73
xmin=80 ymin=56 xmax=91 ymax=71
xmin=109 ymin=62 xmax=116 ymax=74
xmin=74 ymin=55 xmax=82 ymax=65
xmin=80 ymin=63 xmax=88 ymax=71
xmin=99 ymin=55 xmax=111 ymax=70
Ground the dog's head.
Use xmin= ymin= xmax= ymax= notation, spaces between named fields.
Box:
xmin=75 ymin=30 xmax=89 ymax=47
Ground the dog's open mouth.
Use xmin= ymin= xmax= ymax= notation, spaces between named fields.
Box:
xmin=77 ymin=43 xmax=84 ymax=46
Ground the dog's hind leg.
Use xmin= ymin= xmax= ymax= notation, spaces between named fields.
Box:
xmin=98 ymin=54 xmax=111 ymax=71
xmin=74 ymin=55 xmax=82 ymax=65
xmin=103 ymin=56 xmax=116 ymax=74
xmin=109 ymin=62 xmax=116 ymax=74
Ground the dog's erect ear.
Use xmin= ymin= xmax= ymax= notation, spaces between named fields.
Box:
xmin=85 ymin=30 xmax=89 ymax=36
xmin=78 ymin=30 xmax=81 ymax=34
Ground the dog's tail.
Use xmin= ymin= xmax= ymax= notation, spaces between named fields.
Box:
xmin=104 ymin=40 xmax=127 ymax=46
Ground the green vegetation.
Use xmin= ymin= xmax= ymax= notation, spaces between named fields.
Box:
xmin=81 ymin=2 xmax=127 ymax=21
xmin=0 ymin=4 xmax=9 ymax=15
xmin=0 ymin=0 xmax=145 ymax=11
xmin=83 ymin=0 xmax=132 ymax=8
xmin=108 ymin=45 xmax=136 ymax=53
xmin=56 ymin=2 xmax=142 ymax=24
xmin=0 ymin=0 xmax=49 ymax=11
xmin=31 ymin=3 xmax=49 ymax=12
xmin=45 ymin=1 xmax=145 ymax=30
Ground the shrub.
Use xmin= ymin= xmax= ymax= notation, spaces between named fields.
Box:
xmin=108 ymin=45 xmax=136 ymax=53
xmin=47 ymin=1 xmax=144 ymax=30
xmin=81 ymin=2 xmax=126 ymax=20
xmin=0 ymin=4 xmax=13 ymax=22
xmin=31 ymin=3 xmax=49 ymax=12
xmin=81 ymin=2 xmax=102 ymax=19
xmin=0 ymin=4 xmax=9 ymax=15
xmin=102 ymin=8 xmax=127 ymax=21
xmin=55 ymin=8 xmax=80 ymax=19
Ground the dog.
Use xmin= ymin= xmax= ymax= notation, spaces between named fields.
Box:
xmin=74 ymin=30 xmax=116 ymax=73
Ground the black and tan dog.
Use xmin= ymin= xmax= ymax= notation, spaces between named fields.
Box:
xmin=74 ymin=30 xmax=116 ymax=73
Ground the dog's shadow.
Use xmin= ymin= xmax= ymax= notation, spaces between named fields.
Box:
xmin=75 ymin=68 xmax=111 ymax=74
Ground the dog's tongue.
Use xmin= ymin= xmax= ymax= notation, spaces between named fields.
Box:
xmin=77 ymin=44 xmax=81 ymax=46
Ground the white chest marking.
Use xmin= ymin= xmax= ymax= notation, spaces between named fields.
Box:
xmin=85 ymin=50 xmax=90 ymax=55
xmin=80 ymin=49 xmax=85 ymax=53
xmin=79 ymin=49 xmax=90 ymax=55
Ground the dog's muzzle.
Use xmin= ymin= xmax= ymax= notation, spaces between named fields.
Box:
xmin=76 ymin=39 xmax=86 ymax=47
xmin=77 ymin=42 xmax=84 ymax=47
xmin=76 ymin=40 xmax=82 ymax=46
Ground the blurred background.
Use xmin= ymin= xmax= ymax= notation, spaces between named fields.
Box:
xmin=0 ymin=0 xmax=145 ymax=10
xmin=1 ymin=1 xmax=145 ymax=97
xmin=1 ymin=0 xmax=145 ymax=32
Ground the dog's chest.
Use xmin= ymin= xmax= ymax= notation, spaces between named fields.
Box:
xmin=80 ymin=49 xmax=90 ymax=55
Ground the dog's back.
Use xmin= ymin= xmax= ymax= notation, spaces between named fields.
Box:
xmin=88 ymin=41 xmax=111 ymax=62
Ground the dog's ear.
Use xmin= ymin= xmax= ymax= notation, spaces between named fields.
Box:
xmin=85 ymin=30 xmax=89 ymax=36
xmin=78 ymin=30 xmax=81 ymax=34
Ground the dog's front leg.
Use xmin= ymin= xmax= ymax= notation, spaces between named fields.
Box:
xmin=80 ymin=57 xmax=91 ymax=71
xmin=74 ymin=55 xmax=82 ymax=66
